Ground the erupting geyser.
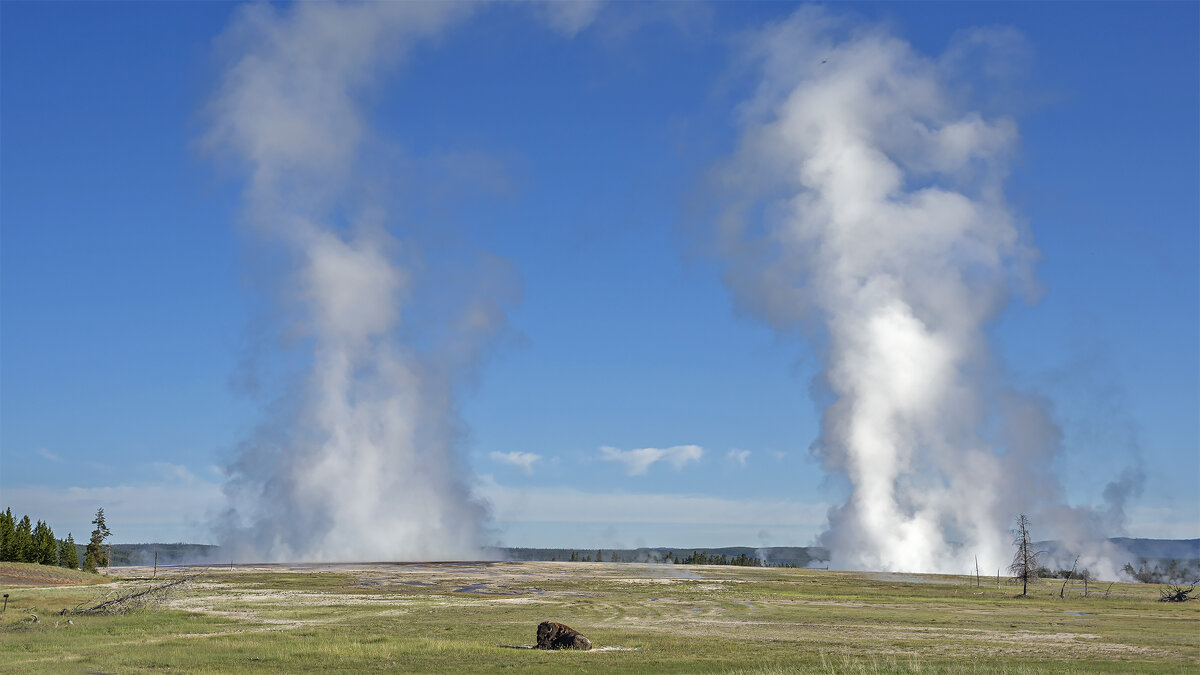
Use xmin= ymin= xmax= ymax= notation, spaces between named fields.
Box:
xmin=205 ymin=2 xmax=509 ymax=562
xmin=716 ymin=9 xmax=1106 ymax=573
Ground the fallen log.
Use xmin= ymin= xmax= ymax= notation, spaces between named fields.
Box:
xmin=1159 ymin=581 xmax=1198 ymax=602
xmin=77 ymin=575 xmax=196 ymax=614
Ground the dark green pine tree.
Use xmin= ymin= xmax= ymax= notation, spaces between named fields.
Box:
xmin=15 ymin=515 xmax=34 ymax=563
xmin=33 ymin=520 xmax=57 ymax=565
xmin=0 ymin=508 xmax=14 ymax=562
xmin=83 ymin=508 xmax=112 ymax=573
xmin=59 ymin=533 xmax=80 ymax=569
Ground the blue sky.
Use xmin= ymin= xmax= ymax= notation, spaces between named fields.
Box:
xmin=2 ymin=2 xmax=1196 ymax=553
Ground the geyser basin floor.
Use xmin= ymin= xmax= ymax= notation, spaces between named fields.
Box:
xmin=2 ymin=562 xmax=1196 ymax=673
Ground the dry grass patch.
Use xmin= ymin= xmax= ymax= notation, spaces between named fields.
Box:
xmin=0 ymin=562 xmax=104 ymax=587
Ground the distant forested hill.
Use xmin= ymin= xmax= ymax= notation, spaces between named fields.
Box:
xmin=1108 ymin=538 xmax=1199 ymax=560
xmin=1036 ymin=538 xmax=1200 ymax=563
xmin=99 ymin=543 xmax=221 ymax=566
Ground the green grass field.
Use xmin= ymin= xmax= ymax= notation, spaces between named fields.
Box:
xmin=1 ymin=561 xmax=1196 ymax=673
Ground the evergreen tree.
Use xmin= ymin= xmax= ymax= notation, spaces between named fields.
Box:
xmin=59 ymin=533 xmax=80 ymax=569
xmin=15 ymin=515 xmax=34 ymax=563
xmin=83 ymin=507 xmax=112 ymax=573
xmin=32 ymin=520 xmax=57 ymax=565
xmin=596 ymin=550 xmax=603 ymax=563
xmin=0 ymin=508 xmax=14 ymax=562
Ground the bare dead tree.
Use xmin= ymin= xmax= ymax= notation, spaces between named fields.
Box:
xmin=1008 ymin=514 xmax=1044 ymax=597
xmin=1060 ymin=557 xmax=1079 ymax=599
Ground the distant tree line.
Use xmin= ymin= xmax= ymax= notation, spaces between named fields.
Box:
xmin=1122 ymin=559 xmax=1200 ymax=585
xmin=1036 ymin=565 xmax=1093 ymax=582
xmin=544 ymin=548 xmax=799 ymax=568
xmin=679 ymin=550 xmax=767 ymax=567
xmin=0 ymin=506 xmax=111 ymax=572
xmin=662 ymin=550 xmax=800 ymax=568
xmin=510 ymin=547 xmax=820 ymax=567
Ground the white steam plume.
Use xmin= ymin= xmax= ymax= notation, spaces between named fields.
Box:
xmin=715 ymin=9 xmax=1100 ymax=573
xmin=205 ymin=2 xmax=511 ymax=562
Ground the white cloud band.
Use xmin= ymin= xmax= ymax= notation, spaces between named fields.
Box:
xmin=599 ymin=444 xmax=704 ymax=475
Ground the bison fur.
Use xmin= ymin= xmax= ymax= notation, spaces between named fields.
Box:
xmin=536 ymin=621 xmax=592 ymax=650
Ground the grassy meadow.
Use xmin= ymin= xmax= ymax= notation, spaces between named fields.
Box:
xmin=0 ymin=560 xmax=1196 ymax=673
xmin=0 ymin=562 xmax=107 ymax=588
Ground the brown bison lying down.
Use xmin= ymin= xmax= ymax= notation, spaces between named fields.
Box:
xmin=536 ymin=621 xmax=593 ymax=650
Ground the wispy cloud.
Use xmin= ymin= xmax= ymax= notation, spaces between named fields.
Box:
xmin=35 ymin=448 xmax=63 ymax=464
xmin=478 ymin=475 xmax=828 ymax=527
xmin=727 ymin=449 xmax=751 ymax=467
xmin=489 ymin=451 xmax=541 ymax=475
xmin=599 ymin=444 xmax=703 ymax=476
xmin=151 ymin=462 xmax=197 ymax=482
xmin=536 ymin=0 xmax=602 ymax=37
xmin=3 ymin=468 xmax=223 ymax=544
